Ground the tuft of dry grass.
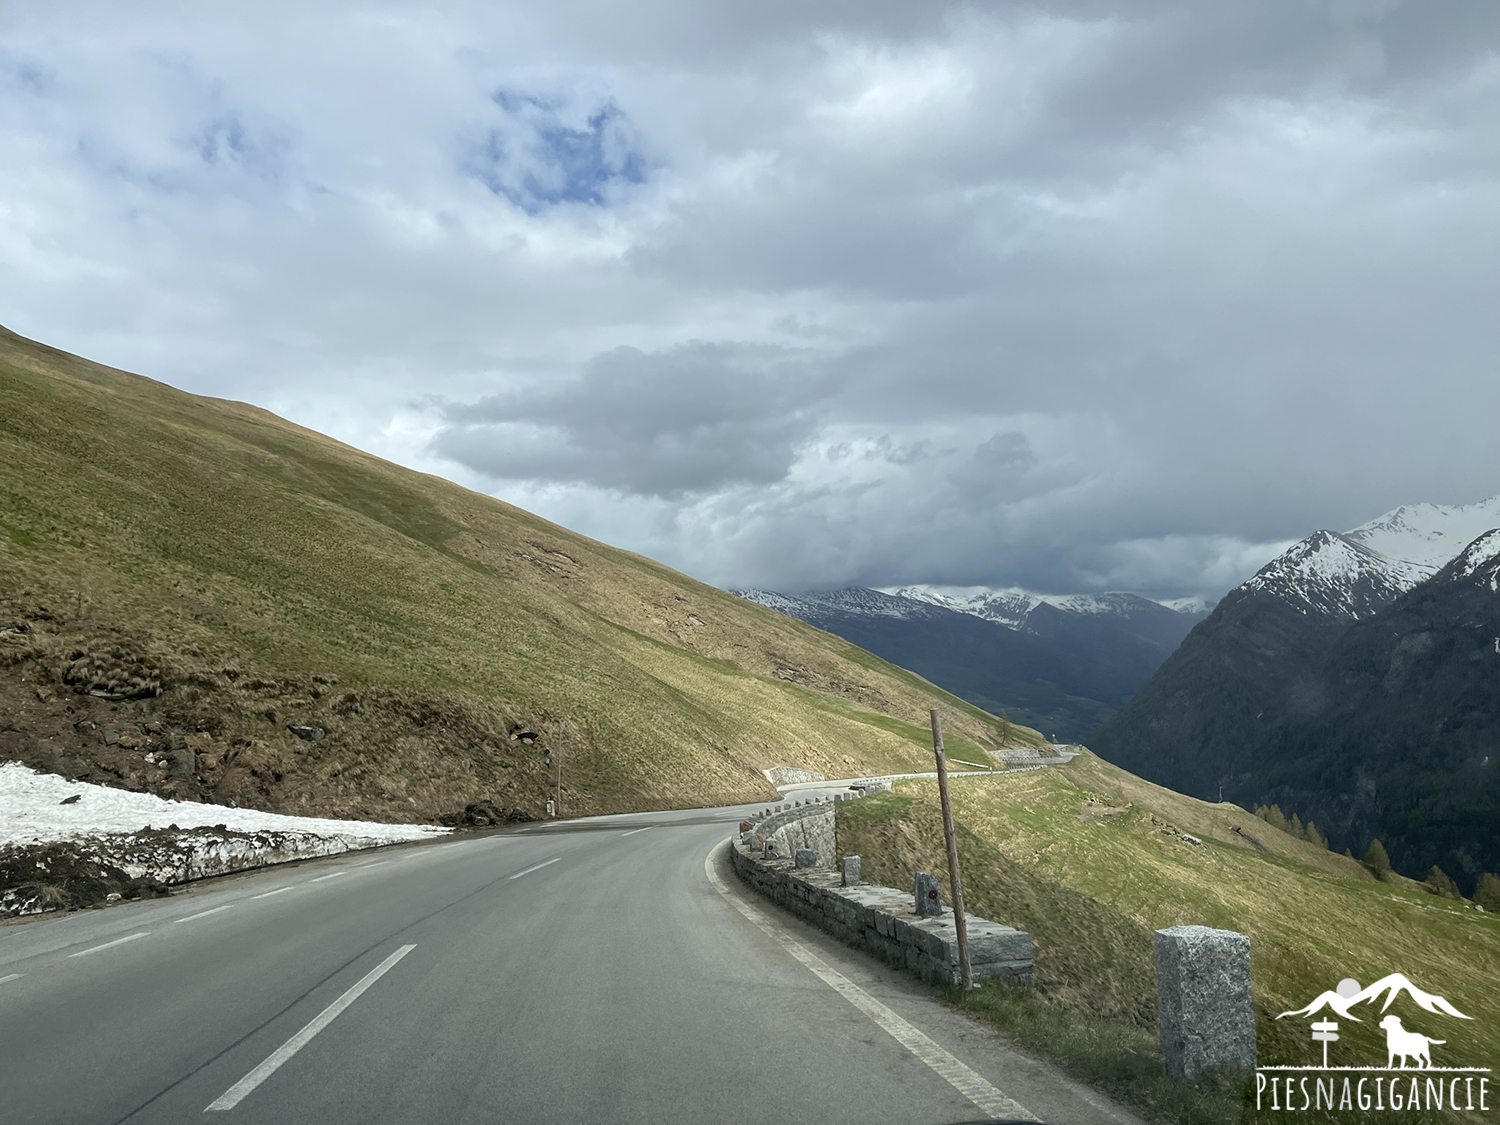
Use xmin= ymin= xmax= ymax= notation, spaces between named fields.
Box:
xmin=0 ymin=324 xmax=1040 ymax=824
xmin=838 ymin=752 xmax=1499 ymax=1124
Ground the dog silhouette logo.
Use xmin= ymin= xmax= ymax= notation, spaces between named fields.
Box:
xmin=1378 ymin=1015 xmax=1444 ymax=1070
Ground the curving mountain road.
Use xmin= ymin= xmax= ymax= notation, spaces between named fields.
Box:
xmin=0 ymin=798 xmax=1142 ymax=1125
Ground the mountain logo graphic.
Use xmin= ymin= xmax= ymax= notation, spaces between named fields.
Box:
xmin=1278 ymin=972 xmax=1472 ymax=1029
xmin=1256 ymin=972 xmax=1491 ymax=1114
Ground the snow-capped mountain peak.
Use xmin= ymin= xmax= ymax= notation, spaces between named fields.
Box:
xmin=1441 ymin=528 xmax=1500 ymax=591
xmin=1241 ymin=530 xmax=1431 ymax=620
xmin=881 ymin=585 xmax=1208 ymax=631
xmin=1346 ymin=495 xmax=1500 ymax=568
xmin=883 ymin=585 xmax=1039 ymax=629
xmin=1228 ymin=496 xmax=1500 ymax=620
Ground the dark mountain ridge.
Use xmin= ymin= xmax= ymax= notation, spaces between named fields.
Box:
xmin=735 ymin=586 xmax=1205 ymax=741
xmin=1091 ymin=524 xmax=1500 ymax=891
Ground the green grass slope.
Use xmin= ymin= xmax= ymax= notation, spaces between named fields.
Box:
xmin=0 ymin=325 xmax=1040 ymax=823
xmin=837 ymin=752 xmax=1498 ymax=1124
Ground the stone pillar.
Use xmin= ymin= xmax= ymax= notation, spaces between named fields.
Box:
xmin=915 ymin=871 xmax=943 ymax=917
xmin=841 ymin=856 xmax=861 ymax=886
xmin=794 ymin=848 xmax=818 ymax=868
xmin=1154 ymin=925 xmax=1256 ymax=1081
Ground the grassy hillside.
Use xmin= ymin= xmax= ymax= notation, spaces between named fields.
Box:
xmin=838 ymin=752 xmax=1498 ymax=1124
xmin=0 ymin=325 xmax=1040 ymax=823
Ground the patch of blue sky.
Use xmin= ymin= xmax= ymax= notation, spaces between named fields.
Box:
xmin=468 ymin=90 xmax=650 ymax=214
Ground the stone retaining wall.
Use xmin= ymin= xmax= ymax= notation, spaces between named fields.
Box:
xmin=731 ymin=802 xmax=1032 ymax=986
xmin=746 ymin=800 xmax=838 ymax=863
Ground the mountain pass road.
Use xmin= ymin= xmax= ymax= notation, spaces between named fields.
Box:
xmin=0 ymin=798 xmax=1144 ymax=1125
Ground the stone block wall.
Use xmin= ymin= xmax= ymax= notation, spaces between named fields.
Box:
xmin=747 ymin=800 xmax=837 ymax=864
xmin=731 ymin=803 xmax=1032 ymax=986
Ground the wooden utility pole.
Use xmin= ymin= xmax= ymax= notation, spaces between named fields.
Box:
xmin=930 ymin=708 xmax=973 ymax=990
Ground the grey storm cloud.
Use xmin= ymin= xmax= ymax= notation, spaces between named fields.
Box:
xmin=2 ymin=1 xmax=1499 ymax=597
xmin=430 ymin=342 xmax=837 ymax=497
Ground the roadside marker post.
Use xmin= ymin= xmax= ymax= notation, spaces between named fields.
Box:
xmin=930 ymin=709 xmax=974 ymax=991
xmin=1311 ymin=1019 xmax=1338 ymax=1068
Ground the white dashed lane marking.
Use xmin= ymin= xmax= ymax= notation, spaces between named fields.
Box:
xmin=252 ymin=888 xmax=291 ymax=900
xmin=67 ymin=932 xmax=149 ymax=959
xmin=508 ymin=858 xmax=560 ymax=880
xmin=174 ymin=904 xmax=235 ymax=925
xmin=621 ymin=826 xmax=654 ymax=837
xmin=205 ymin=945 xmax=417 ymax=1112
xmin=310 ymin=872 xmax=345 ymax=883
xmin=0 ymin=973 xmax=24 ymax=985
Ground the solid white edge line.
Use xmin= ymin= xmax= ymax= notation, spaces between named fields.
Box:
xmin=703 ymin=840 xmax=1037 ymax=1122
xmin=204 ymin=944 xmax=417 ymax=1112
xmin=621 ymin=826 xmax=654 ymax=837
xmin=174 ymin=904 xmax=236 ymax=924
xmin=67 ymin=932 xmax=150 ymax=958
xmin=252 ymin=887 xmax=291 ymax=899
xmin=0 ymin=972 xmax=24 ymax=984
xmin=310 ymin=871 xmax=345 ymax=883
xmin=508 ymin=857 xmax=561 ymax=880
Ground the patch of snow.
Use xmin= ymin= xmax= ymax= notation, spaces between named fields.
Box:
xmin=0 ymin=763 xmax=449 ymax=847
xmin=883 ymin=585 xmax=1039 ymax=629
xmin=0 ymin=763 xmax=449 ymax=912
xmin=1044 ymin=591 xmax=1168 ymax=616
xmin=733 ymin=588 xmax=814 ymax=616
xmin=1447 ymin=529 xmax=1500 ymax=591
xmin=733 ymin=587 xmax=933 ymax=620
xmin=1346 ymin=496 xmax=1500 ymax=569
xmin=886 ymin=584 xmax=1207 ymax=628
xmin=1159 ymin=595 xmax=1217 ymax=615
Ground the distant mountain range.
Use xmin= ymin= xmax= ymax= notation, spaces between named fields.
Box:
xmin=733 ymin=585 xmax=1209 ymax=741
xmin=1090 ymin=497 xmax=1500 ymax=893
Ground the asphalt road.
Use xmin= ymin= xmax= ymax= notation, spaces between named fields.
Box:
xmin=0 ymin=793 xmax=1144 ymax=1125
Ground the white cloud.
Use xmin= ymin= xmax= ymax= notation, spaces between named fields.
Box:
xmin=2 ymin=1 xmax=1498 ymax=599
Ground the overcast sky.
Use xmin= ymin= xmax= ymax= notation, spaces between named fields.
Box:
xmin=3 ymin=2 xmax=1498 ymax=597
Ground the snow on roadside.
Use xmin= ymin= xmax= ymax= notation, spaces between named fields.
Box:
xmin=1 ymin=762 xmax=450 ymax=845
xmin=0 ymin=763 xmax=450 ymax=915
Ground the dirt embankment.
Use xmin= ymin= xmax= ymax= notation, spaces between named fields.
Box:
xmin=0 ymin=599 xmax=571 ymax=827
xmin=0 ymin=842 xmax=170 ymax=916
